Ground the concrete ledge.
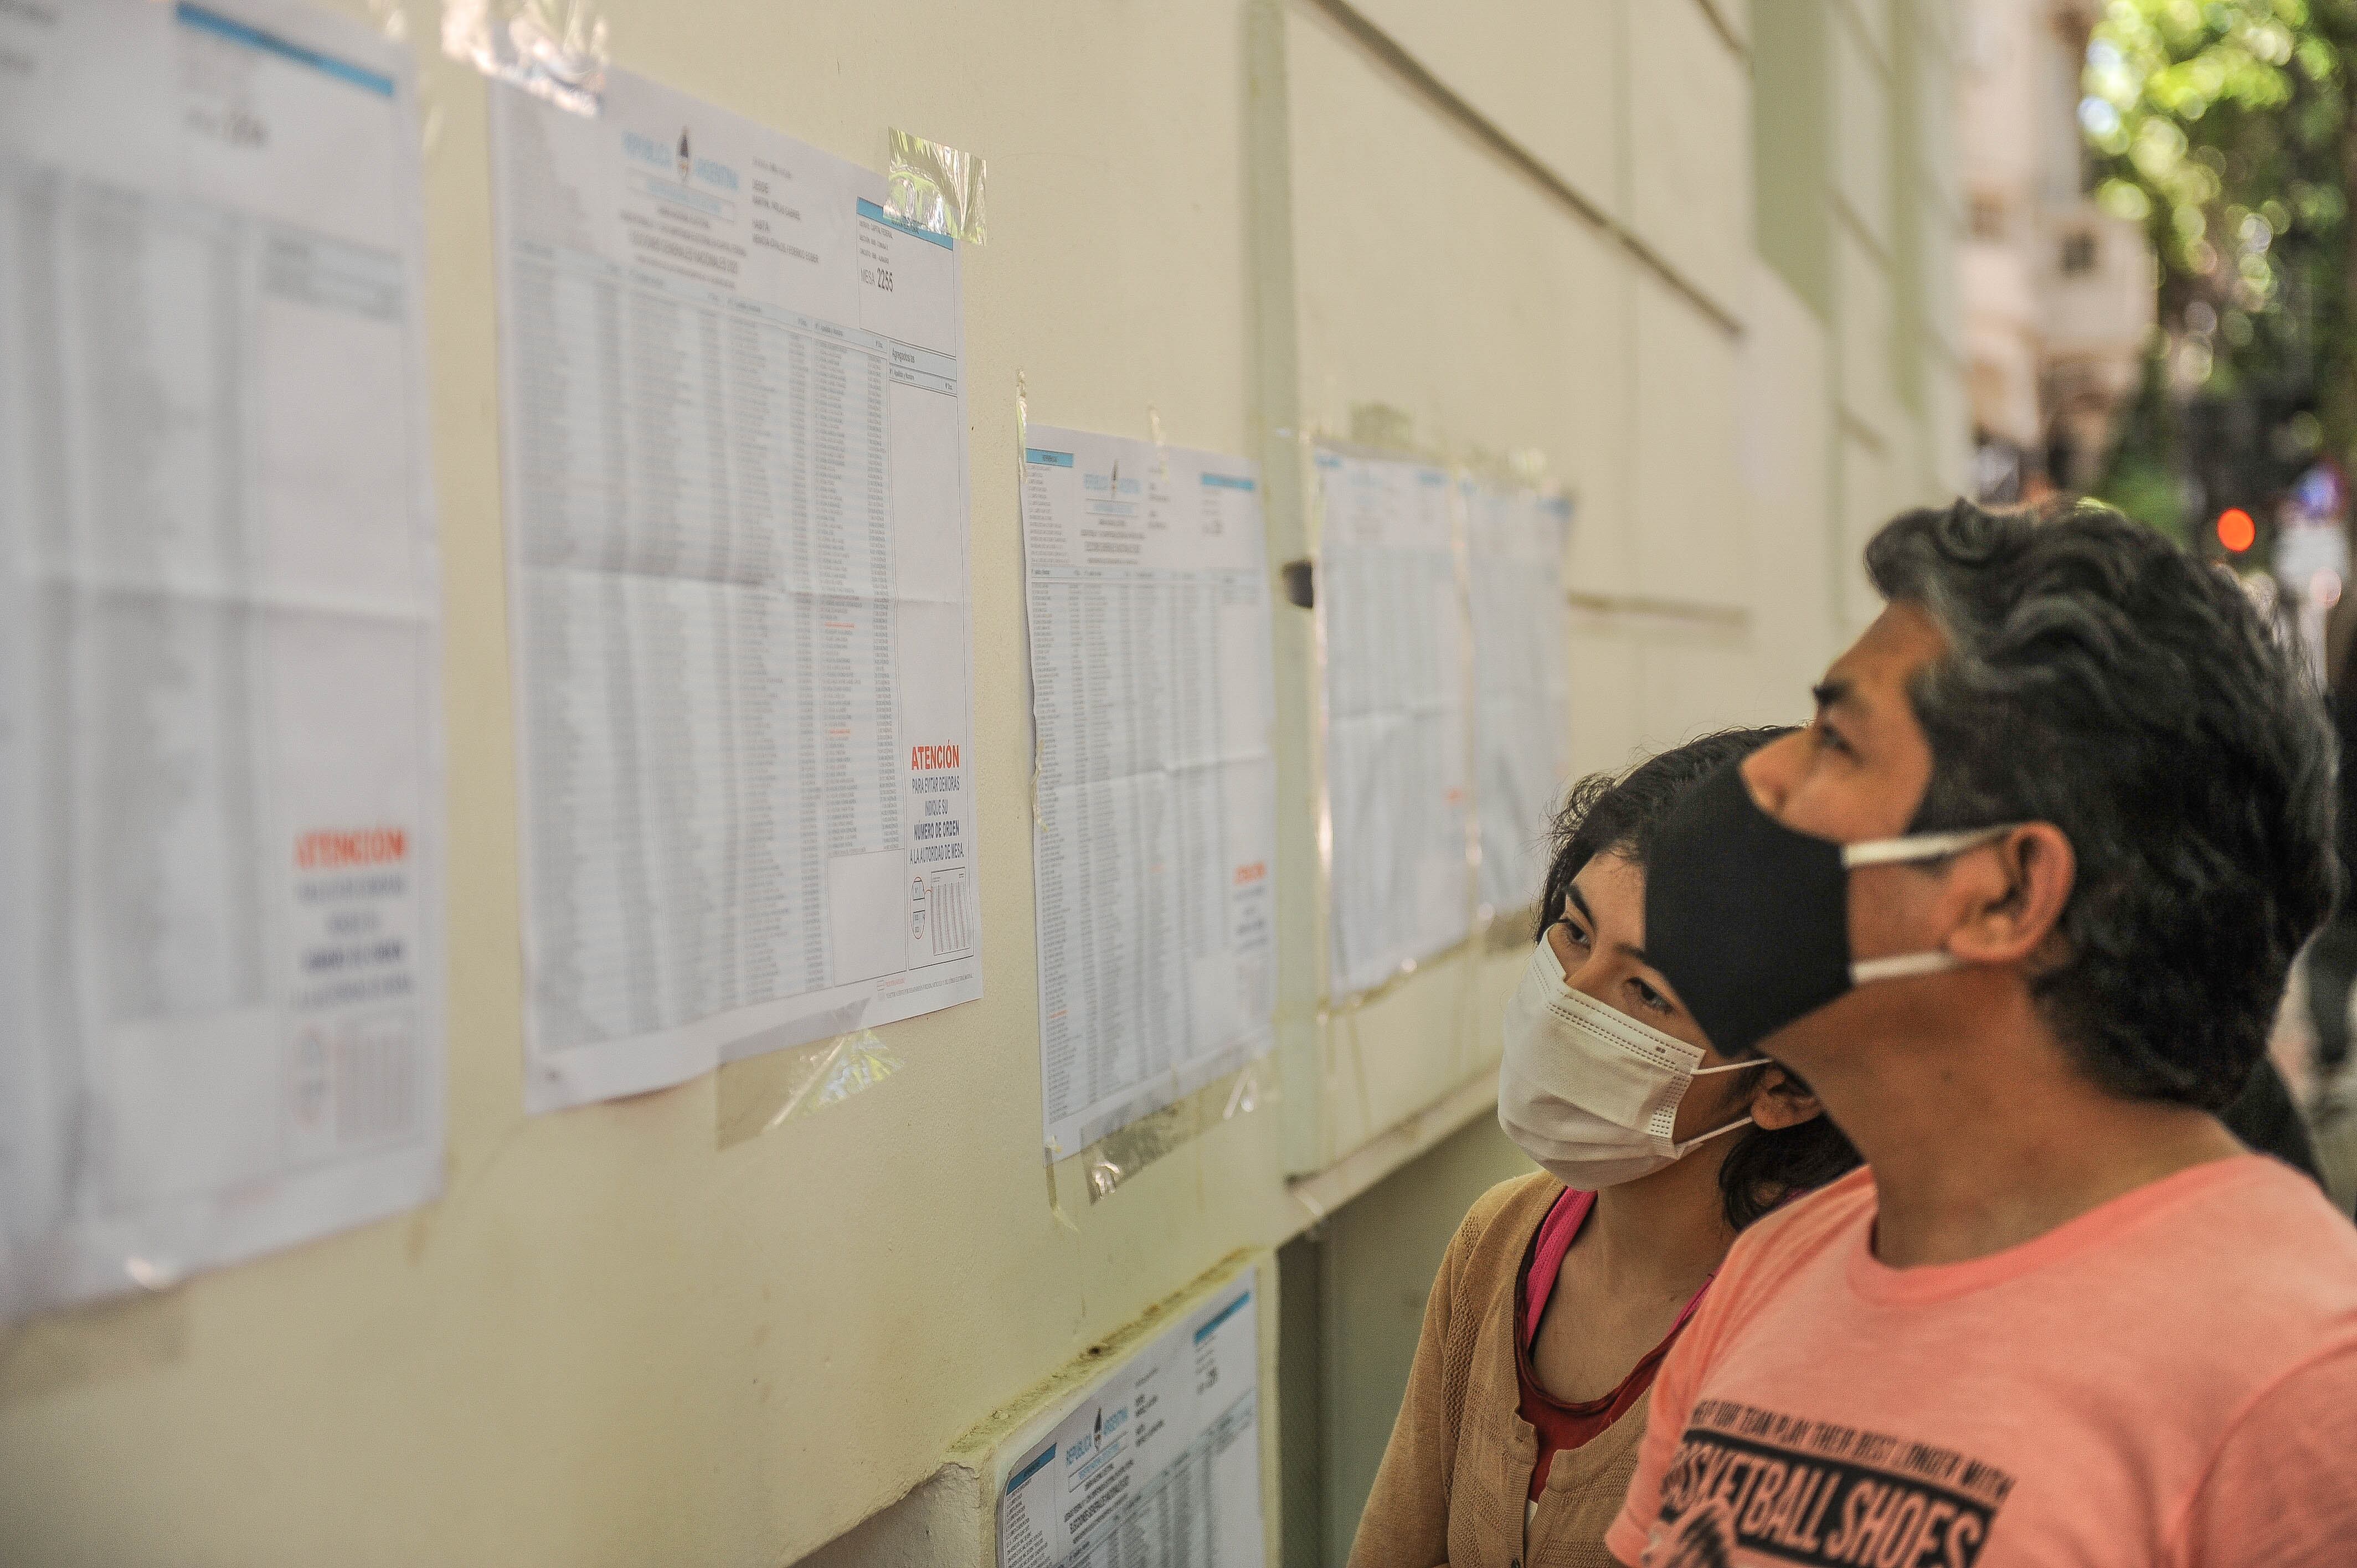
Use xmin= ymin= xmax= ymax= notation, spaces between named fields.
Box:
xmin=1285 ymin=1069 xmax=1500 ymax=1229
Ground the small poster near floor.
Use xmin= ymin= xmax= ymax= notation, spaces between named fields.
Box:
xmin=998 ymin=1272 xmax=1264 ymax=1568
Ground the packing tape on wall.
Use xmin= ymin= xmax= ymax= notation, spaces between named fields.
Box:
xmin=715 ymin=1029 xmax=903 ymax=1151
xmin=1149 ymin=405 xmax=1173 ymax=487
xmin=442 ymin=0 xmax=608 ymax=116
xmin=1042 ymin=1060 xmax=1277 ymax=1226
xmin=884 ymin=128 xmax=987 ymax=243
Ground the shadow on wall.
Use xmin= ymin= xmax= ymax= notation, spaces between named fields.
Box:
xmin=1278 ymin=1116 xmax=1535 ymax=1568
xmin=789 ymin=1464 xmax=981 ymax=1568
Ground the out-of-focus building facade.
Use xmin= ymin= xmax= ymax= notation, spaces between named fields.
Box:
xmin=1960 ymin=0 xmax=2154 ymax=500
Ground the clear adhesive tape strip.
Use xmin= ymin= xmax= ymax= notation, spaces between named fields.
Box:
xmin=441 ymin=0 xmax=608 ymax=117
xmin=714 ymin=1028 xmax=903 ymax=1150
xmin=1046 ymin=1061 xmax=1274 ymax=1209
xmin=884 ymin=128 xmax=986 ymax=244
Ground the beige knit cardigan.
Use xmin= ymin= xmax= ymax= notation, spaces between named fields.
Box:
xmin=1346 ymin=1172 xmax=1649 ymax=1568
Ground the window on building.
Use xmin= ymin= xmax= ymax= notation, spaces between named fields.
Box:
xmin=2061 ymin=230 xmax=2098 ymax=274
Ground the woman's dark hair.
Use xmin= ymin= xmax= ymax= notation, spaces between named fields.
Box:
xmin=1533 ymin=727 xmax=1861 ymax=1229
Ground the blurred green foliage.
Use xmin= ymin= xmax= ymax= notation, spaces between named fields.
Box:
xmin=2099 ymin=337 xmax=2190 ymax=539
xmin=2083 ymin=0 xmax=2357 ymax=474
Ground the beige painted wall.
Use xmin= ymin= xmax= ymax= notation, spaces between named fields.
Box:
xmin=0 ymin=3 xmax=1964 ymax=1565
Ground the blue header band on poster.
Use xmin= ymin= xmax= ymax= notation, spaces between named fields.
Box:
xmin=175 ymin=3 xmax=395 ymax=96
xmin=857 ymin=197 xmax=957 ymax=250
xmin=1006 ymin=1440 xmax=1058 ymax=1495
xmin=1193 ymin=1289 xmax=1252 ymax=1343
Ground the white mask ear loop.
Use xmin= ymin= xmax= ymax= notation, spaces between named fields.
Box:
xmin=1680 ymin=1112 xmax=1754 ymax=1152
xmin=1840 ymin=823 xmax=2018 ymax=869
xmin=1841 ymin=822 xmax=2023 ymax=985
xmin=1678 ymin=1055 xmax=1767 ymax=1150
xmin=1851 ymin=951 xmax=1962 ymax=984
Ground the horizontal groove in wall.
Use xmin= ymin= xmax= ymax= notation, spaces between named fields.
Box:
xmin=1285 ymin=1070 xmax=1499 ymax=1224
xmin=1566 ymin=590 xmax=1752 ymax=630
xmin=1301 ymin=0 xmax=1743 ymax=338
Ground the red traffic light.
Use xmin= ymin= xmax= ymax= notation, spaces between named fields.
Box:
xmin=2217 ymin=508 xmax=2256 ymax=553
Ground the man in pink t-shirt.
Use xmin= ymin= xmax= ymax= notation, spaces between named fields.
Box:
xmin=1607 ymin=500 xmax=2357 ymax=1566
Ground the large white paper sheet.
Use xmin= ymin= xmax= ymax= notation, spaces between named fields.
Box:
xmin=1020 ymin=429 xmax=1277 ymax=1160
xmin=491 ymin=70 xmax=980 ymax=1112
xmin=1466 ymin=483 xmax=1571 ymax=919
xmin=999 ymin=1272 xmax=1264 ymax=1568
xmin=1314 ymin=449 xmax=1471 ymax=999
xmin=0 ymin=0 xmax=443 ymax=1314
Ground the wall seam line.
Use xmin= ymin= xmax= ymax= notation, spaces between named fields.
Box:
xmin=1297 ymin=0 xmax=1745 ymax=338
xmin=1831 ymin=0 xmax=1892 ymax=75
xmin=1835 ymin=197 xmax=1896 ymax=269
xmin=1694 ymin=0 xmax=1748 ymax=63
xmin=1838 ymin=408 xmax=1891 ymax=454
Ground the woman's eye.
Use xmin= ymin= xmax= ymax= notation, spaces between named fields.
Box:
xmin=1631 ymin=978 xmax=1674 ymax=1015
xmin=1816 ymin=721 xmax=1852 ymax=758
xmin=1557 ymin=919 xmax=1591 ymax=949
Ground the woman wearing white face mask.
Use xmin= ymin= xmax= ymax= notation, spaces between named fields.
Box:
xmin=1348 ymin=729 xmax=1858 ymax=1568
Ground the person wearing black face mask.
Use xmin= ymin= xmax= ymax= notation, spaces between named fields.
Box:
xmin=1639 ymin=708 xmax=2329 ymax=1192
xmin=1605 ymin=501 xmax=2357 ymax=1568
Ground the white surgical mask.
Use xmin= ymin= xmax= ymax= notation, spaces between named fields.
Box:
xmin=1498 ymin=942 xmax=1756 ymax=1190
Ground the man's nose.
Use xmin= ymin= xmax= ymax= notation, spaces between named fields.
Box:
xmin=1741 ymin=735 xmax=1799 ymax=816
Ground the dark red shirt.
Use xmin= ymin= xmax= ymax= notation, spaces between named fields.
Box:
xmin=1512 ymin=1188 xmax=1712 ymax=1499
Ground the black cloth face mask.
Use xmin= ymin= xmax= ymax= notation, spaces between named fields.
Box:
xmin=1642 ymin=759 xmax=2015 ymax=1059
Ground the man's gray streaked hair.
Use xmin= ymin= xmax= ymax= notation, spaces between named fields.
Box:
xmin=1865 ymin=498 xmax=2337 ymax=1109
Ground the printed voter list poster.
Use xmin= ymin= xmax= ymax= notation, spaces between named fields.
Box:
xmin=490 ymin=66 xmax=980 ymax=1111
xmin=1465 ymin=481 xmax=1571 ymax=919
xmin=998 ymin=1273 xmax=1264 ymax=1568
xmin=0 ymin=0 xmax=444 ymax=1313
xmin=1020 ymin=428 xmax=1277 ymax=1160
xmin=1314 ymin=448 xmax=1473 ymax=998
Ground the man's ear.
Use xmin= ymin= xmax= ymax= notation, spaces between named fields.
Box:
xmin=1747 ymin=1065 xmax=1823 ymax=1132
xmin=1943 ymin=822 xmax=2075 ymax=966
